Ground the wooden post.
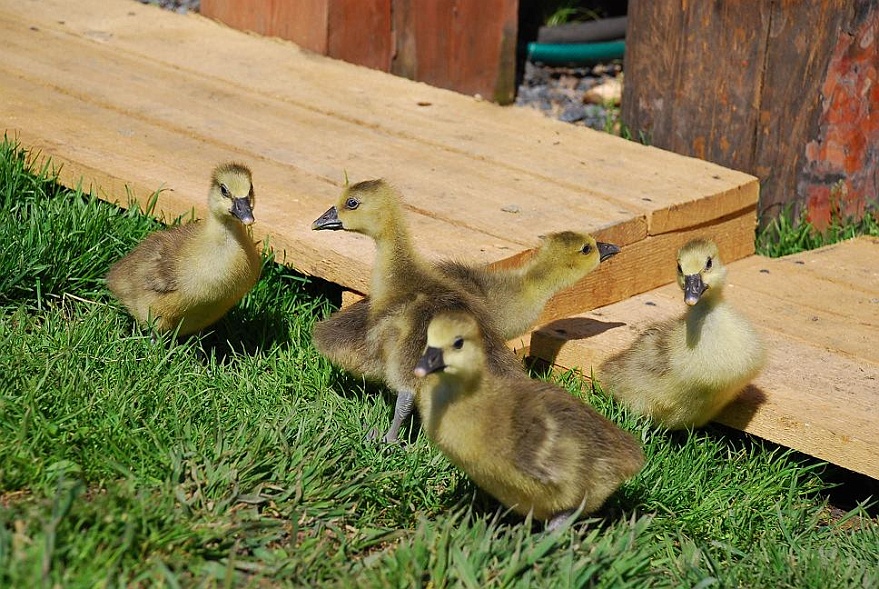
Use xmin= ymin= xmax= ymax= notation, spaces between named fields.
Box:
xmin=202 ymin=0 xmax=518 ymax=104
xmin=390 ymin=0 xmax=519 ymax=103
xmin=622 ymin=0 xmax=879 ymax=229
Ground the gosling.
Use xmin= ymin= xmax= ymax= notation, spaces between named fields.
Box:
xmin=437 ymin=231 xmax=620 ymax=338
xmin=107 ymin=162 xmax=261 ymax=336
xmin=311 ymin=179 xmax=520 ymax=443
xmin=598 ymin=239 xmax=766 ymax=429
xmin=415 ymin=310 xmax=644 ymax=530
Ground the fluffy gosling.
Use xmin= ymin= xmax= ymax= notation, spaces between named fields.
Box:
xmin=599 ymin=239 xmax=766 ymax=429
xmin=107 ymin=162 xmax=261 ymax=336
xmin=416 ymin=310 xmax=644 ymax=530
xmin=311 ymin=179 xmax=519 ymax=442
xmin=437 ymin=231 xmax=620 ymax=338
xmin=311 ymin=230 xmax=619 ymax=413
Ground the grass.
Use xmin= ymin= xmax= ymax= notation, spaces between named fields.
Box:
xmin=756 ymin=202 xmax=879 ymax=258
xmin=543 ymin=2 xmax=604 ymax=27
xmin=1 ymin=137 xmax=877 ymax=587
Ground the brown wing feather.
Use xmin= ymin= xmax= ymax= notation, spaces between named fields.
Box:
xmin=132 ymin=224 xmax=200 ymax=293
xmin=312 ymin=299 xmax=382 ymax=377
xmin=511 ymin=383 xmax=564 ymax=484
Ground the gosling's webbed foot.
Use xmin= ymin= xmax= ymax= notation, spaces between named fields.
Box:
xmin=368 ymin=391 xmax=415 ymax=444
xmin=545 ymin=509 xmax=577 ymax=532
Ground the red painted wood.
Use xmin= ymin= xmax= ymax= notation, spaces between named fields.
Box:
xmin=327 ymin=0 xmax=393 ymax=71
xmin=202 ymin=0 xmax=518 ymax=104
xmin=623 ymin=0 xmax=878 ymax=228
xmin=798 ymin=10 xmax=879 ymax=229
xmin=202 ymin=0 xmax=330 ymax=54
xmin=391 ymin=0 xmax=518 ymax=103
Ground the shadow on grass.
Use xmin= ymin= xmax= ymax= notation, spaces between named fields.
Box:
xmin=450 ymin=481 xmax=647 ymax=536
xmin=687 ymin=423 xmax=879 ymax=519
xmin=186 ymin=261 xmax=344 ymax=364
xmin=198 ymin=306 xmax=295 ymax=362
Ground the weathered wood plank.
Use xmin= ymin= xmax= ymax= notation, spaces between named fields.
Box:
xmin=775 ymin=237 xmax=879 ymax=291
xmin=530 ymin=238 xmax=879 ymax=479
xmin=724 ymin=335 xmax=878 ymax=481
xmin=0 ymin=15 xmax=646 ymax=249
xmin=6 ymin=1 xmax=758 ymax=232
xmin=1 ymin=0 xmax=758 ymax=318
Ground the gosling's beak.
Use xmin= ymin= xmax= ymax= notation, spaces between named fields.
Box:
xmin=231 ymin=197 xmax=255 ymax=225
xmin=311 ymin=206 xmax=343 ymax=231
xmin=683 ymin=274 xmax=707 ymax=306
xmin=597 ymin=242 xmax=621 ymax=262
xmin=414 ymin=346 xmax=446 ymax=377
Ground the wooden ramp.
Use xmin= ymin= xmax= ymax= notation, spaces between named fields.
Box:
xmin=530 ymin=237 xmax=879 ymax=480
xmin=0 ymin=0 xmax=758 ymax=322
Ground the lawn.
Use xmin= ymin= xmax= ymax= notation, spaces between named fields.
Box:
xmin=1 ymin=138 xmax=876 ymax=587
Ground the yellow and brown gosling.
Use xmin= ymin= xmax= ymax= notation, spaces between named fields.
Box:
xmin=107 ymin=162 xmax=261 ymax=336
xmin=599 ymin=239 xmax=766 ymax=429
xmin=311 ymin=179 xmax=520 ymax=442
xmin=415 ymin=310 xmax=644 ymax=530
xmin=438 ymin=231 xmax=619 ymax=339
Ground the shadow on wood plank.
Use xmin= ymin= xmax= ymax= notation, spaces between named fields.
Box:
xmin=718 ymin=384 xmax=768 ymax=431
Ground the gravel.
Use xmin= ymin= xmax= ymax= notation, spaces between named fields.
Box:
xmin=515 ymin=61 xmax=623 ymax=132
xmin=137 ymin=0 xmax=199 ymax=14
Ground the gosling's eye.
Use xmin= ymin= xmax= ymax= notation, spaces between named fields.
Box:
xmin=677 ymin=262 xmax=683 ymax=274
xmin=452 ymin=337 xmax=464 ymax=350
xmin=706 ymin=257 xmax=713 ymax=270
xmin=581 ymin=244 xmax=593 ymax=254
xmin=220 ymin=184 xmax=231 ymax=198
xmin=345 ymin=198 xmax=359 ymax=210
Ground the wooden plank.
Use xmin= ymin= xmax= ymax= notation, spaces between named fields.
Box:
xmin=723 ymin=335 xmax=878 ymax=481
xmin=0 ymin=8 xmax=647 ymax=244
xmin=7 ymin=0 xmax=758 ymax=232
xmin=529 ymin=238 xmax=879 ymax=479
xmin=0 ymin=72 xmax=492 ymax=294
xmin=773 ymin=236 xmax=879 ymax=290
xmin=1 ymin=0 xmax=758 ymax=318
xmin=729 ymin=247 xmax=879 ymax=333
xmin=1 ymin=98 xmax=531 ymax=297
xmin=0 ymin=15 xmax=645 ymax=250
xmin=0 ymin=7 xmax=579 ymax=293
